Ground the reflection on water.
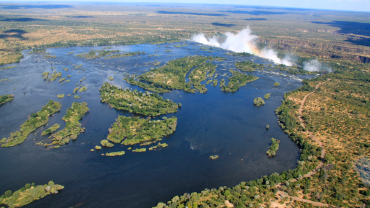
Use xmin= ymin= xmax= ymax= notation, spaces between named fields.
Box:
xmin=0 ymin=42 xmax=312 ymax=208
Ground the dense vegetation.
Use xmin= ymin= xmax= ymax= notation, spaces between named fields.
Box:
xmin=221 ymin=70 xmax=259 ymax=92
xmin=100 ymin=82 xmax=179 ymax=116
xmin=0 ymin=94 xmax=14 ymax=106
xmin=189 ymin=62 xmax=218 ymax=93
xmin=106 ymin=116 xmax=177 ymax=146
xmin=0 ymin=100 xmax=61 ymax=147
xmin=105 ymin=151 xmax=125 ymax=156
xmin=266 ymin=138 xmax=280 ymax=157
xmin=0 ymin=181 xmax=64 ymax=208
xmin=47 ymin=102 xmax=89 ymax=148
xmin=137 ymin=56 xmax=224 ymax=93
xmin=235 ymin=61 xmax=262 ymax=72
xmin=124 ymin=76 xmax=170 ymax=93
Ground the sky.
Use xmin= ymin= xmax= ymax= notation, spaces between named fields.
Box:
xmin=2 ymin=0 xmax=370 ymax=12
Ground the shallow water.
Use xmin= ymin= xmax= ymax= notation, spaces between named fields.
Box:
xmin=0 ymin=42 xmax=313 ymax=208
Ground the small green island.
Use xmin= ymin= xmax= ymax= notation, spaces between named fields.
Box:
xmin=105 ymin=51 xmax=146 ymax=59
xmin=253 ymin=97 xmax=265 ymax=106
xmin=235 ymin=61 xmax=262 ymax=72
xmin=42 ymin=71 xmax=62 ymax=82
xmin=105 ymin=151 xmax=125 ymax=156
xmin=266 ymin=138 xmax=280 ymax=157
xmin=221 ymin=70 xmax=259 ymax=92
xmin=0 ymin=100 xmax=62 ymax=147
xmin=124 ymin=76 xmax=170 ymax=93
xmin=0 ymin=181 xmax=64 ymax=208
xmin=75 ymin=49 xmax=120 ymax=59
xmin=209 ymin=155 xmax=219 ymax=160
xmin=0 ymin=94 xmax=14 ymax=106
xmin=273 ymin=82 xmax=280 ymax=87
xmin=132 ymin=148 xmax=146 ymax=152
xmin=41 ymin=124 xmax=60 ymax=136
xmin=100 ymin=82 xmax=179 ymax=116
xmin=105 ymin=116 xmax=177 ymax=146
xmin=47 ymin=102 xmax=89 ymax=148
xmin=57 ymin=94 xmax=65 ymax=99
xmin=264 ymin=93 xmax=271 ymax=99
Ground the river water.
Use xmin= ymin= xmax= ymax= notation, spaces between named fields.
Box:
xmin=0 ymin=42 xmax=314 ymax=207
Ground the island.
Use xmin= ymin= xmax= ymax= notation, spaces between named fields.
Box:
xmin=266 ymin=138 xmax=280 ymax=157
xmin=235 ymin=61 xmax=262 ymax=72
xmin=0 ymin=100 xmax=61 ymax=147
xmin=105 ymin=151 xmax=125 ymax=156
xmin=136 ymin=56 xmax=225 ymax=93
xmin=42 ymin=71 xmax=62 ymax=82
xmin=0 ymin=94 xmax=14 ymax=106
xmin=105 ymin=116 xmax=177 ymax=146
xmin=100 ymin=82 xmax=179 ymax=116
xmin=253 ymin=97 xmax=265 ymax=106
xmin=104 ymin=51 xmax=146 ymax=59
xmin=75 ymin=49 xmax=120 ymax=59
xmin=0 ymin=181 xmax=64 ymax=208
xmin=47 ymin=102 xmax=89 ymax=148
xmin=41 ymin=124 xmax=60 ymax=136
xmin=221 ymin=70 xmax=259 ymax=92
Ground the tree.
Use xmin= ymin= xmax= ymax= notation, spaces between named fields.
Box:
xmin=4 ymin=190 xmax=12 ymax=198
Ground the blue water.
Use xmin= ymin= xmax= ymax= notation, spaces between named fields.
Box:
xmin=0 ymin=42 xmax=311 ymax=208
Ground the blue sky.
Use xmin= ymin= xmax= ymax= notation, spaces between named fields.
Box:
xmin=3 ymin=0 xmax=370 ymax=12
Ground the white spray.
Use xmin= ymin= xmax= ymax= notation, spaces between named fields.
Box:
xmin=191 ymin=26 xmax=293 ymax=66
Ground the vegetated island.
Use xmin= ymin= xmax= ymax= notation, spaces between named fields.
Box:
xmin=0 ymin=100 xmax=61 ymax=147
xmin=264 ymin=93 xmax=271 ymax=99
xmin=45 ymin=102 xmax=89 ymax=148
xmin=188 ymin=62 xmax=218 ymax=93
xmin=253 ymin=97 xmax=265 ymax=106
xmin=209 ymin=155 xmax=219 ymax=160
xmin=0 ymin=94 xmax=14 ymax=106
xmin=221 ymin=70 xmax=259 ymax=92
xmin=124 ymin=75 xmax=170 ymax=93
xmin=42 ymin=71 xmax=62 ymax=82
xmin=235 ymin=61 xmax=263 ymax=72
xmin=105 ymin=51 xmax=146 ymax=59
xmin=41 ymin=124 xmax=60 ymax=136
xmin=0 ymin=66 xmax=16 ymax=71
xmin=103 ymin=116 xmax=177 ymax=147
xmin=100 ymin=82 xmax=179 ymax=116
xmin=273 ymin=82 xmax=280 ymax=87
xmin=0 ymin=181 xmax=64 ymax=208
xmin=266 ymin=138 xmax=280 ymax=157
xmin=131 ymin=55 xmax=225 ymax=93
xmin=105 ymin=151 xmax=125 ymax=157
xmin=226 ymin=52 xmax=253 ymax=57
xmin=75 ymin=49 xmax=120 ymax=59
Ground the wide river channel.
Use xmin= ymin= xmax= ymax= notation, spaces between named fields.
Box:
xmin=0 ymin=42 xmax=315 ymax=207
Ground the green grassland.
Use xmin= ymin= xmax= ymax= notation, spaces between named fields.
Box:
xmin=0 ymin=100 xmax=61 ymax=147
xmin=0 ymin=181 xmax=64 ymax=208
xmin=106 ymin=116 xmax=177 ymax=146
xmin=100 ymin=82 xmax=179 ymax=116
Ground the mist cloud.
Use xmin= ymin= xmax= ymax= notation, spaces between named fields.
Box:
xmin=303 ymin=59 xmax=332 ymax=72
xmin=191 ymin=26 xmax=293 ymax=66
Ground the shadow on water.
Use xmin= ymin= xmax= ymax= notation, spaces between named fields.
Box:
xmin=211 ymin=22 xmax=236 ymax=27
xmin=0 ymin=29 xmax=28 ymax=40
xmin=157 ymin=11 xmax=228 ymax=16
xmin=0 ymin=5 xmax=72 ymax=10
xmin=220 ymin=10 xmax=289 ymax=15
